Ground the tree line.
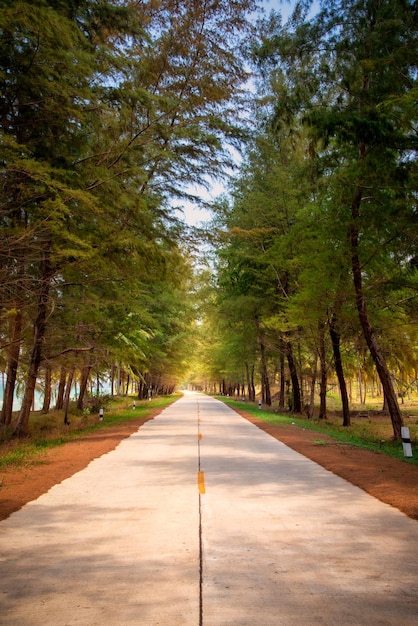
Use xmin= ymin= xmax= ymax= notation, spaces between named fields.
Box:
xmin=2 ymin=1 xmax=417 ymax=443
xmin=0 ymin=0 xmax=257 ymax=436
xmin=191 ymin=0 xmax=418 ymax=440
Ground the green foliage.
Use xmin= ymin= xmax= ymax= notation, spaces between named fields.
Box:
xmin=0 ymin=1 xmax=257 ymax=431
xmin=0 ymin=394 xmax=179 ymax=466
xmin=194 ymin=0 xmax=417 ymax=425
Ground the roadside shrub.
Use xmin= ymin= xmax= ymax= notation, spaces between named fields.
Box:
xmin=84 ymin=394 xmax=111 ymax=414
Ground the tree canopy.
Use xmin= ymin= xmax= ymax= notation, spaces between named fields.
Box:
xmin=192 ymin=0 xmax=418 ymax=439
xmin=0 ymin=0 xmax=257 ymax=435
xmin=1 ymin=0 xmax=417 ymax=442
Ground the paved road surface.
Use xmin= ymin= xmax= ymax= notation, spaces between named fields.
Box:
xmin=1 ymin=392 xmax=417 ymax=625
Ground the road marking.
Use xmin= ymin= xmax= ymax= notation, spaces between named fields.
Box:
xmin=198 ymin=471 xmax=206 ymax=494
xmin=198 ymin=432 xmax=202 ymax=440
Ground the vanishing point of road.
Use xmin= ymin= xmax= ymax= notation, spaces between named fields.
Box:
xmin=1 ymin=392 xmax=417 ymax=625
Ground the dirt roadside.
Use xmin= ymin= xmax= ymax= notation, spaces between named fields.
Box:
xmin=1 ymin=407 xmax=417 ymax=522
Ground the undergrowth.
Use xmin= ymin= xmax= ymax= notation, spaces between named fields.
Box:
xmin=0 ymin=394 xmax=179 ymax=469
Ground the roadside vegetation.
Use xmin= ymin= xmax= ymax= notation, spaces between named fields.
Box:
xmin=217 ymin=395 xmax=418 ymax=466
xmin=0 ymin=0 xmax=257 ymax=437
xmin=190 ymin=1 xmax=418 ymax=444
xmin=0 ymin=394 xmax=179 ymax=470
xmin=2 ymin=1 xmax=417 ymax=450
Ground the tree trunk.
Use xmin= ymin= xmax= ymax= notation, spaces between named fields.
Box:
xmin=63 ymin=366 xmax=75 ymax=425
xmin=260 ymin=343 xmax=271 ymax=406
xmin=77 ymin=362 xmax=91 ymax=410
xmin=308 ymin=355 xmax=317 ymax=419
xmin=286 ymin=340 xmax=301 ymax=413
xmin=110 ymin=364 xmax=115 ymax=396
xmin=297 ymin=342 xmax=304 ymax=408
xmin=251 ymin=366 xmax=256 ymax=402
xmin=1 ymin=309 xmax=23 ymax=425
xmin=137 ymin=378 xmax=144 ymax=399
xmin=13 ymin=250 xmax=53 ymax=437
xmin=245 ymin=363 xmax=250 ymax=400
xmin=246 ymin=364 xmax=255 ymax=402
xmin=279 ymin=340 xmax=285 ymax=409
xmin=357 ymin=368 xmax=363 ymax=404
xmin=41 ymin=364 xmax=52 ymax=414
xmin=56 ymin=366 xmax=66 ymax=410
xmin=329 ymin=313 xmax=350 ymax=427
xmin=255 ymin=317 xmax=271 ymax=406
xmin=350 ymin=184 xmax=403 ymax=439
xmin=318 ymin=321 xmax=327 ymax=419
xmin=117 ymin=364 xmax=122 ymax=395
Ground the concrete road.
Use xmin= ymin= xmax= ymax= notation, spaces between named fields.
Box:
xmin=0 ymin=392 xmax=417 ymax=625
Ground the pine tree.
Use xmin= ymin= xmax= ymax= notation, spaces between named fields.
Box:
xmin=254 ymin=0 xmax=418 ymax=438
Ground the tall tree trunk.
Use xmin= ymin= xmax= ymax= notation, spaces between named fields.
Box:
xmin=41 ymin=364 xmax=52 ymax=414
xmin=1 ymin=309 xmax=23 ymax=425
xmin=63 ymin=366 xmax=75 ymax=425
xmin=255 ymin=317 xmax=271 ymax=406
xmin=279 ymin=339 xmax=285 ymax=409
xmin=318 ymin=321 xmax=327 ymax=419
xmin=297 ymin=342 xmax=304 ymax=408
xmin=77 ymin=362 xmax=91 ymax=410
xmin=308 ymin=355 xmax=317 ymax=419
xmin=246 ymin=364 xmax=255 ymax=402
xmin=110 ymin=364 xmax=115 ymax=396
xmin=286 ymin=340 xmax=301 ymax=413
xmin=357 ymin=368 xmax=363 ymax=404
xmin=250 ymin=365 xmax=256 ymax=402
xmin=117 ymin=364 xmax=122 ymax=395
xmin=245 ymin=364 xmax=249 ymax=400
xmin=329 ymin=313 xmax=350 ymax=427
xmin=56 ymin=366 xmax=66 ymax=410
xmin=350 ymin=184 xmax=403 ymax=439
xmin=137 ymin=378 xmax=144 ymax=400
xmin=13 ymin=250 xmax=53 ymax=437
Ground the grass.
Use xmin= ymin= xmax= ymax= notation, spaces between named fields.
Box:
xmin=2 ymin=392 xmax=417 ymax=470
xmin=0 ymin=394 xmax=179 ymax=470
xmin=216 ymin=396 xmax=418 ymax=466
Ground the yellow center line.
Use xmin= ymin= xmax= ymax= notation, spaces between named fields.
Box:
xmin=198 ymin=471 xmax=206 ymax=494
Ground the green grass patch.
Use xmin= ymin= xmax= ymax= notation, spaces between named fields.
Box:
xmin=0 ymin=393 xmax=179 ymax=470
xmin=313 ymin=439 xmax=330 ymax=447
xmin=0 ymin=445 xmax=33 ymax=468
xmin=216 ymin=396 xmax=418 ymax=466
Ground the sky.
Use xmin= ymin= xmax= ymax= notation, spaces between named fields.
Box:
xmin=178 ymin=0 xmax=305 ymax=227
xmin=178 ymin=0 xmax=321 ymax=227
